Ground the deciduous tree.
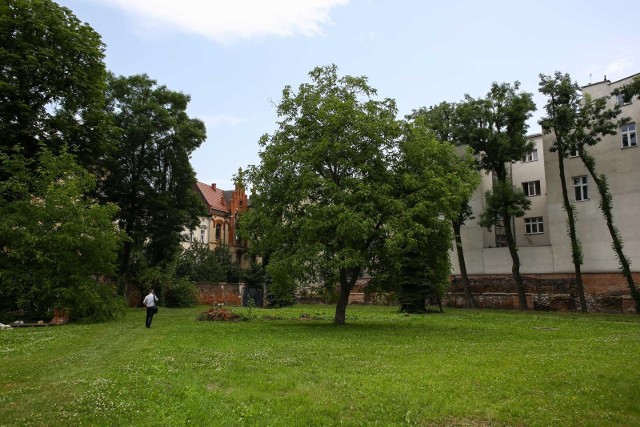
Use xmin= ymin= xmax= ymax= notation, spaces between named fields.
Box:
xmin=103 ymin=74 xmax=207 ymax=296
xmin=0 ymin=0 xmax=109 ymax=177
xmin=0 ymin=150 xmax=123 ymax=320
xmin=244 ymin=65 xmax=478 ymax=323
xmin=541 ymin=72 xmax=639 ymax=312
xmin=408 ymin=102 xmax=479 ymax=308
xmin=244 ymin=65 xmax=402 ymax=325
xmin=456 ymin=82 xmax=536 ymax=310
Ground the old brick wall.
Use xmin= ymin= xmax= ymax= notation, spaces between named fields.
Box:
xmin=196 ymin=282 xmax=244 ymax=306
xmin=446 ymin=273 xmax=640 ymax=313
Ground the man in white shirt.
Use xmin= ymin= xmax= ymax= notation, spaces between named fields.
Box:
xmin=142 ymin=289 xmax=158 ymax=328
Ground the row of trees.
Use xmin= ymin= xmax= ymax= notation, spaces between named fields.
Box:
xmin=242 ymin=65 xmax=640 ymax=323
xmin=0 ymin=0 xmax=217 ymax=321
xmin=3 ymin=1 xmax=638 ymax=323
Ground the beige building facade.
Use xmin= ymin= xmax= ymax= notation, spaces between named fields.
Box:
xmin=451 ymin=73 xmax=639 ymax=277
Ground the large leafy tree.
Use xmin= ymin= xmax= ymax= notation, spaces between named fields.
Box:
xmin=103 ymin=74 xmax=207 ymax=296
xmin=456 ymin=82 xmax=536 ymax=310
xmin=540 ymin=72 xmax=639 ymax=312
xmin=0 ymin=150 xmax=123 ymax=321
xmin=0 ymin=0 xmax=123 ymax=321
xmin=244 ymin=65 xmax=477 ymax=323
xmin=0 ymin=0 xmax=109 ymax=177
xmin=244 ymin=65 xmax=403 ymax=325
xmin=408 ymin=102 xmax=479 ymax=308
xmin=377 ymin=120 xmax=479 ymax=312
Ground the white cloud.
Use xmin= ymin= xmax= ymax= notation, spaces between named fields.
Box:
xmin=99 ymin=0 xmax=348 ymax=43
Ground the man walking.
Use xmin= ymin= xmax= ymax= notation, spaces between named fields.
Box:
xmin=142 ymin=289 xmax=158 ymax=328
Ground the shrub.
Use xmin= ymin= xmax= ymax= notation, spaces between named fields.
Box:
xmin=197 ymin=307 xmax=245 ymax=321
xmin=65 ymin=281 xmax=126 ymax=323
xmin=163 ymin=278 xmax=198 ymax=308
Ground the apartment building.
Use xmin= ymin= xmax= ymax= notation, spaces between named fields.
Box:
xmin=451 ymin=72 xmax=639 ymax=282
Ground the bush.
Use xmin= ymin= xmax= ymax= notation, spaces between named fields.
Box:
xmin=65 ymin=281 xmax=126 ymax=322
xmin=163 ymin=278 xmax=198 ymax=308
xmin=197 ymin=307 xmax=245 ymax=321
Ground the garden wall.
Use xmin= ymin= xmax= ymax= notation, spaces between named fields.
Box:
xmin=196 ymin=282 xmax=244 ymax=306
xmin=446 ymin=273 xmax=639 ymax=313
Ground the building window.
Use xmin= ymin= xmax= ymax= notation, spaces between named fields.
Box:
xmin=617 ymin=94 xmax=632 ymax=106
xmin=621 ymin=123 xmax=637 ymax=148
xmin=200 ymin=229 xmax=205 ymax=243
xmin=569 ymin=145 xmax=578 ymax=157
xmin=522 ymin=180 xmax=541 ymax=197
xmin=573 ymin=176 xmax=589 ymax=201
xmin=494 ymin=222 xmax=507 ymax=247
xmin=524 ymin=217 xmax=544 ymax=234
xmin=522 ymin=149 xmax=538 ymax=162
xmin=215 ymin=223 xmax=221 ymax=240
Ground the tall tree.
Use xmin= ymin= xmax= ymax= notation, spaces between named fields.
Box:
xmin=456 ymin=82 xmax=536 ymax=310
xmin=244 ymin=65 xmax=402 ymax=325
xmin=103 ymin=74 xmax=207 ymax=296
xmin=0 ymin=0 xmax=109 ymax=177
xmin=378 ymin=120 xmax=479 ymax=312
xmin=541 ymin=72 xmax=639 ymax=312
xmin=408 ymin=102 xmax=479 ymax=308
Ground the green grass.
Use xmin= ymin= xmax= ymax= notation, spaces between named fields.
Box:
xmin=1 ymin=305 xmax=639 ymax=426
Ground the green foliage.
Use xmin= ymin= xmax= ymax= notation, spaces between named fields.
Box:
xmin=456 ymin=81 xmax=536 ymax=177
xmin=212 ymin=245 xmax=241 ymax=283
xmin=175 ymin=244 xmax=227 ymax=283
xmin=613 ymin=75 xmax=640 ymax=103
xmin=0 ymin=149 xmax=123 ymax=320
xmin=479 ymin=180 xmax=531 ymax=229
xmin=163 ymin=278 xmax=198 ymax=308
xmin=244 ymin=64 xmax=403 ymax=323
xmin=373 ymin=120 xmax=479 ymax=311
xmin=0 ymin=0 xmax=110 ymax=175
xmin=102 ymin=73 xmax=207 ymax=285
xmin=539 ymin=71 xmax=639 ymax=312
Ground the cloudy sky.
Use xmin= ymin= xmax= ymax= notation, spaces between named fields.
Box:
xmin=58 ymin=0 xmax=639 ymax=190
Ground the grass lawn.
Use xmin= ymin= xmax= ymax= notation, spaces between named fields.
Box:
xmin=0 ymin=305 xmax=639 ymax=426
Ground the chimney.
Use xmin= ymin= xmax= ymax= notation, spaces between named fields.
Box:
xmin=211 ymin=183 xmax=216 ymax=191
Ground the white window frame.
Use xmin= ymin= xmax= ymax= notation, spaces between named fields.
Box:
xmin=522 ymin=180 xmax=541 ymax=197
xmin=522 ymin=149 xmax=538 ymax=162
xmin=573 ymin=176 xmax=589 ymax=201
xmin=524 ymin=217 xmax=544 ymax=235
xmin=621 ymin=123 xmax=637 ymax=148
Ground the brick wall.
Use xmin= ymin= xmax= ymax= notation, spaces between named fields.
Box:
xmin=196 ymin=282 xmax=244 ymax=306
xmin=446 ymin=273 xmax=639 ymax=313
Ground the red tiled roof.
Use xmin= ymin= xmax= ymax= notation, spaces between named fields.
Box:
xmin=195 ymin=182 xmax=229 ymax=214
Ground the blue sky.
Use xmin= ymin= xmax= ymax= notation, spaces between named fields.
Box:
xmin=57 ymin=0 xmax=639 ymax=190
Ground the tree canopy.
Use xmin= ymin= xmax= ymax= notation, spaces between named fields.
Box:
xmin=244 ymin=65 xmax=478 ymax=323
xmin=0 ymin=0 xmax=110 ymax=175
xmin=456 ymin=81 xmax=536 ymax=310
xmin=102 ymin=74 xmax=207 ymax=295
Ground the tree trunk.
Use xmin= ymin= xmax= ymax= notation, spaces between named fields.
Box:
xmin=453 ymin=220 xmax=475 ymax=308
xmin=503 ymin=211 xmax=528 ymax=310
xmin=557 ymin=151 xmax=588 ymax=312
xmin=334 ymin=267 xmax=359 ymax=325
xmin=579 ymin=149 xmax=640 ymax=312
